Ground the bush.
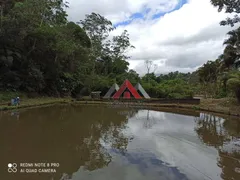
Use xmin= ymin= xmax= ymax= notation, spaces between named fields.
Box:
xmin=227 ymin=71 xmax=240 ymax=103
xmin=141 ymin=79 xmax=194 ymax=99
xmin=215 ymin=88 xmax=228 ymax=99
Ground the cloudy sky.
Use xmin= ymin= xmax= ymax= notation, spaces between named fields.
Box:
xmin=67 ymin=0 xmax=232 ymax=75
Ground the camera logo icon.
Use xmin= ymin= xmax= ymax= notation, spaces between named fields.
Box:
xmin=8 ymin=163 xmax=17 ymax=173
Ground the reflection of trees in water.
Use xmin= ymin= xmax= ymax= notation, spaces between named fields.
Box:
xmin=0 ymin=105 xmax=131 ymax=180
xmin=129 ymin=109 xmax=156 ymax=129
xmin=195 ymin=113 xmax=240 ymax=180
xmin=126 ymin=108 xmax=139 ymax=119
xmin=117 ymin=108 xmax=139 ymax=119
xmin=195 ymin=113 xmax=227 ymax=148
xmin=143 ymin=110 xmax=157 ymax=129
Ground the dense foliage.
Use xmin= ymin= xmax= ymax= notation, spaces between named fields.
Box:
xmin=0 ymin=0 xmax=239 ymax=101
xmin=0 ymin=0 xmax=135 ymax=97
xmin=0 ymin=0 xmax=196 ymax=99
xmin=197 ymin=0 xmax=240 ymax=102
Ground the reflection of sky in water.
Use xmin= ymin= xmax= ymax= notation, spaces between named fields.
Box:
xmin=111 ymin=150 xmax=189 ymax=180
xmin=72 ymin=150 xmax=189 ymax=180
xmin=221 ymin=139 xmax=240 ymax=153
xmin=72 ymin=110 xmax=224 ymax=180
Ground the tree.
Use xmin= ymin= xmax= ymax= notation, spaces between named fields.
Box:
xmin=112 ymin=59 xmax=129 ymax=74
xmin=142 ymin=73 xmax=157 ymax=83
xmin=144 ymin=60 xmax=158 ymax=83
xmin=221 ymin=27 xmax=240 ymax=69
xmin=209 ymin=0 xmax=240 ymax=102
xmin=111 ymin=30 xmax=135 ymax=60
xmin=198 ymin=60 xmax=220 ymax=83
xmin=227 ymin=70 xmax=240 ymax=103
xmin=144 ymin=60 xmax=158 ymax=74
xmin=0 ymin=0 xmax=94 ymax=96
xmin=197 ymin=60 xmax=221 ymax=97
xmin=78 ymin=13 xmax=134 ymax=91
xmin=79 ymin=12 xmax=114 ymax=59
xmin=115 ymin=69 xmax=140 ymax=86
xmin=0 ymin=0 xmax=138 ymax=96
xmin=210 ymin=0 xmax=240 ymax=27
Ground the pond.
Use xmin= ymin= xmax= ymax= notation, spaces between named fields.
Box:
xmin=0 ymin=105 xmax=239 ymax=180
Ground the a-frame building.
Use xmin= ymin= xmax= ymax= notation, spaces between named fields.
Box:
xmin=135 ymin=83 xmax=150 ymax=99
xmin=103 ymin=83 xmax=119 ymax=99
xmin=112 ymin=80 xmax=142 ymax=99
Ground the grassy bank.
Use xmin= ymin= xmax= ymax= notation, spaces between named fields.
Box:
xmin=0 ymin=97 xmax=71 ymax=111
xmin=0 ymin=91 xmax=27 ymax=104
xmin=196 ymin=98 xmax=240 ymax=116
xmin=0 ymin=95 xmax=239 ymax=117
xmin=73 ymin=98 xmax=240 ymax=117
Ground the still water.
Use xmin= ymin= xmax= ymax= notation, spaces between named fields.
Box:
xmin=0 ymin=105 xmax=239 ymax=180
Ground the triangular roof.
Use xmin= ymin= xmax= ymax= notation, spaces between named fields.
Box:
xmin=112 ymin=80 xmax=142 ymax=99
xmin=103 ymin=83 xmax=119 ymax=98
xmin=135 ymin=83 xmax=150 ymax=99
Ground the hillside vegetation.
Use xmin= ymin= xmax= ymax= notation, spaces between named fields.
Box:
xmin=0 ymin=0 xmax=239 ymax=104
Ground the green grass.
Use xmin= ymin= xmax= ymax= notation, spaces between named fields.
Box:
xmin=0 ymin=97 xmax=71 ymax=111
xmin=0 ymin=91 xmax=27 ymax=103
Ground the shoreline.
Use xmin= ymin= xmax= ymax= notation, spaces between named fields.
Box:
xmin=0 ymin=98 xmax=239 ymax=118
xmin=73 ymin=100 xmax=240 ymax=117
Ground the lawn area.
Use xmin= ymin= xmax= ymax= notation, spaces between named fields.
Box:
xmin=0 ymin=91 xmax=27 ymax=104
xmin=0 ymin=96 xmax=71 ymax=110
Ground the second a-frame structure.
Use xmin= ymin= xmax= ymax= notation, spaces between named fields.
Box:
xmin=112 ymin=79 xmax=142 ymax=99
xmin=135 ymin=83 xmax=150 ymax=99
xmin=103 ymin=83 xmax=119 ymax=99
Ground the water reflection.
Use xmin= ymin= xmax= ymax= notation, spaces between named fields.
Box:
xmin=195 ymin=113 xmax=240 ymax=180
xmin=195 ymin=114 xmax=227 ymax=148
xmin=0 ymin=106 xmax=239 ymax=180
xmin=0 ymin=105 xmax=134 ymax=180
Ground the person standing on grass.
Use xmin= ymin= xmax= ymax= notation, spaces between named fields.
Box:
xmin=16 ymin=97 xmax=20 ymax=105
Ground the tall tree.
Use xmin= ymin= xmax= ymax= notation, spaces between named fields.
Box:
xmin=79 ymin=12 xmax=114 ymax=59
xmin=210 ymin=0 xmax=240 ymax=27
xmin=144 ymin=60 xmax=158 ymax=83
xmin=197 ymin=60 xmax=221 ymax=97
xmin=111 ymin=30 xmax=135 ymax=60
xmin=198 ymin=60 xmax=221 ymax=83
xmin=79 ymin=12 xmax=135 ymax=81
xmin=144 ymin=60 xmax=158 ymax=75
xmin=0 ymin=0 xmax=93 ymax=96
xmin=222 ymin=27 xmax=240 ymax=69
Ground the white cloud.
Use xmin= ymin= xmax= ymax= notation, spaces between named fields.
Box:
xmin=67 ymin=0 xmax=233 ymax=75
xmin=67 ymin=0 xmax=180 ymax=23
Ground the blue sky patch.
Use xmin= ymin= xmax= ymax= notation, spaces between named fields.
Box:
xmin=152 ymin=0 xmax=188 ymax=20
xmin=114 ymin=0 xmax=188 ymax=27
xmin=130 ymin=12 xmax=144 ymax=19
